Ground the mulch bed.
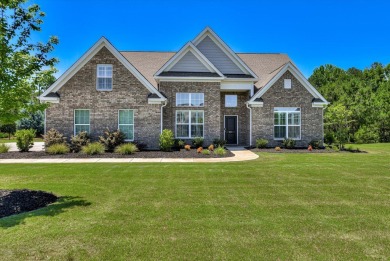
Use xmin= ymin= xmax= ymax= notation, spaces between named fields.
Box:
xmin=0 ymin=149 xmax=234 ymax=159
xmin=0 ymin=189 xmax=58 ymax=218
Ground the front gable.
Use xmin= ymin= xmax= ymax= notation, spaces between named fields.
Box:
xmin=40 ymin=37 xmax=166 ymax=104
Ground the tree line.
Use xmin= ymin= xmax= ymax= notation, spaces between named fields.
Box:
xmin=309 ymin=63 xmax=390 ymax=146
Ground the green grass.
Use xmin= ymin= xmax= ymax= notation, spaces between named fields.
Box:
xmin=0 ymin=137 xmax=43 ymax=143
xmin=0 ymin=143 xmax=389 ymax=260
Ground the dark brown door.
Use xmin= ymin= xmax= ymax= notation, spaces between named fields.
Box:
xmin=225 ymin=116 xmax=237 ymax=144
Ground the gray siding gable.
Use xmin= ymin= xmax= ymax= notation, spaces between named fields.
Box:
xmin=196 ymin=36 xmax=244 ymax=74
xmin=169 ymin=51 xmax=210 ymax=72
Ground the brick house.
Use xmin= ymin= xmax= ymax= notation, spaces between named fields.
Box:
xmin=40 ymin=27 xmax=328 ymax=149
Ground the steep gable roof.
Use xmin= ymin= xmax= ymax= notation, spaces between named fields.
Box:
xmin=40 ymin=37 xmax=166 ymax=102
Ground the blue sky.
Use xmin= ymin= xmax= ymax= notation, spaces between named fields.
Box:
xmin=31 ymin=0 xmax=390 ymax=78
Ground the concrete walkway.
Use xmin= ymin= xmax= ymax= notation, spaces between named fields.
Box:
xmin=5 ymin=142 xmax=45 ymax=152
xmin=0 ymin=146 xmax=258 ymax=163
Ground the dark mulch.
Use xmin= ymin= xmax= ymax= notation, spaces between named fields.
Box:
xmin=0 ymin=189 xmax=58 ymax=218
xmin=249 ymin=148 xmax=339 ymax=153
xmin=0 ymin=149 xmax=234 ymax=159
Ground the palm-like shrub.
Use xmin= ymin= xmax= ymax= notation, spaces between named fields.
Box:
xmin=43 ymin=128 xmax=67 ymax=147
xmin=99 ymin=129 xmax=126 ymax=152
xmin=70 ymin=131 xmax=90 ymax=153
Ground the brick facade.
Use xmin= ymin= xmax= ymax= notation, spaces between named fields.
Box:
xmin=159 ymin=81 xmax=221 ymax=146
xmin=45 ymin=47 xmax=162 ymax=148
xmin=251 ymin=71 xmax=324 ymax=147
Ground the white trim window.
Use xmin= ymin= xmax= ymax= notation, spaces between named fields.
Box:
xmin=97 ymin=64 xmax=113 ymax=90
xmin=118 ymin=110 xmax=134 ymax=141
xmin=74 ymin=109 xmax=90 ymax=135
xmin=176 ymin=110 xmax=204 ymax=138
xmin=176 ymin=93 xmax=204 ymax=107
xmin=225 ymin=95 xmax=237 ymax=107
xmin=274 ymin=107 xmax=301 ymax=140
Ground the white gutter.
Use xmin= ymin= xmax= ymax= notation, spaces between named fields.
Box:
xmin=160 ymin=100 xmax=167 ymax=134
xmin=246 ymin=102 xmax=252 ymax=147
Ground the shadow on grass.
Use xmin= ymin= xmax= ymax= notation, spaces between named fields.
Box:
xmin=0 ymin=196 xmax=91 ymax=228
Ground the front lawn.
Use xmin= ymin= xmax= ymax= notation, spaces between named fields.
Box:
xmin=0 ymin=144 xmax=389 ymax=260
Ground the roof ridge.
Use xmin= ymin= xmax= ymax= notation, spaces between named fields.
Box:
xmin=120 ymin=50 xmax=176 ymax=53
xmin=237 ymin=52 xmax=287 ymax=55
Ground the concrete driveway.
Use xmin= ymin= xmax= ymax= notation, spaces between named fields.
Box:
xmin=4 ymin=142 xmax=45 ymax=152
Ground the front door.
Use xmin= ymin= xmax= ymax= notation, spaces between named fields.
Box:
xmin=225 ymin=116 xmax=237 ymax=144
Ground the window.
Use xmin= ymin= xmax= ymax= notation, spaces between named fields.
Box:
xmin=274 ymin=107 xmax=300 ymax=139
xmin=284 ymin=79 xmax=292 ymax=89
xmin=74 ymin=109 xmax=90 ymax=135
xmin=176 ymin=93 xmax=204 ymax=107
xmin=97 ymin=64 xmax=113 ymax=90
xmin=225 ymin=95 xmax=237 ymax=107
xmin=118 ymin=110 xmax=134 ymax=140
xmin=176 ymin=110 xmax=204 ymax=138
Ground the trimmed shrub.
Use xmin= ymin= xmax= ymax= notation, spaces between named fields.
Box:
xmin=256 ymin=138 xmax=268 ymax=148
xmin=70 ymin=131 xmax=90 ymax=153
xmin=192 ymin=137 xmax=204 ymax=148
xmin=82 ymin=142 xmax=105 ymax=155
xmin=282 ymin=138 xmax=295 ymax=149
xmin=43 ymin=128 xmax=67 ymax=147
xmin=115 ymin=143 xmax=138 ymax=155
xmin=0 ymin=144 xmax=10 ymax=153
xmin=201 ymin=149 xmax=210 ymax=155
xmin=309 ymin=139 xmax=321 ymax=149
xmin=214 ymin=146 xmax=226 ymax=156
xmin=159 ymin=129 xmax=174 ymax=152
xmin=15 ymin=129 xmax=36 ymax=152
xmin=197 ymin=147 xmax=203 ymax=153
xmin=99 ymin=129 xmax=126 ymax=152
xmin=47 ymin=143 xmax=70 ymax=154
xmin=208 ymin=144 xmax=214 ymax=151
xmin=174 ymin=139 xmax=185 ymax=149
xmin=213 ymin=138 xmax=226 ymax=147
xmin=275 ymin=146 xmax=281 ymax=151
xmin=184 ymin=144 xmax=191 ymax=151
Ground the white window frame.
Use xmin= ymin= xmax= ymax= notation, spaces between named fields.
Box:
xmin=118 ymin=109 xmax=134 ymax=141
xmin=284 ymin=79 xmax=292 ymax=89
xmin=175 ymin=110 xmax=204 ymax=138
xmin=96 ymin=64 xmax=113 ymax=91
xmin=273 ymin=107 xmax=301 ymax=140
xmin=225 ymin=94 xmax=238 ymax=107
xmin=74 ymin=109 xmax=90 ymax=135
xmin=175 ymin=93 xmax=204 ymax=107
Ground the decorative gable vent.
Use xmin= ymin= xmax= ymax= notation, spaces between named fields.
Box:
xmin=284 ymin=79 xmax=292 ymax=89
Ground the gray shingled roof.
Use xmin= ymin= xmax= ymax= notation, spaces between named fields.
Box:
xmin=44 ymin=92 xmax=60 ymax=98
xmin=158 ymin=72 xmax=221 ymax=77
xmin=120 ymin=51 xmax=291 ymax=90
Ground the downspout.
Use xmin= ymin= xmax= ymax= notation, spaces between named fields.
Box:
xmin=160 ymin=100 xmax=167 ymax=134
xmin=246 ymin=102 xmax=252 ymax=147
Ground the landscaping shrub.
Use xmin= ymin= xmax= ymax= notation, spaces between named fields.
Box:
xmin=208 ymin=144 xmax=214 ymax=151
xmin=15 ymin=129 xmax=36 ymax=152
xmin=192 ymin=137 xmax=204 ymax=148
xmin=354 ymin=126 xmax=379 ymax=144
xmin=99 ymin=129 xmax=126 ymax=152
xmin=197 ymin=147 xmax=203 ymax=153
xmin=17 ymin=111 xmax=44 ymax=136
xmin=201 ymin=149 xmax=210 ymax=155
xmin=115 ymin=143 xmax=138 ymax=155
xmin=174 ymin=139 xmax=185 ymax=149
xmin=275 ymin=146 xmax=281 ymax=151
xmin=213 ymin=138 xmax=226 ymax=147
xmin=214 ymin=146 xmax=226 ymax=156
xmin=43 ymin=128 xmax=67 ymax=147
xmin=0 ymin=144 xmax=10 ymax=153
xmin=282 ymin=138 xmax=295 ymax=149
xmin=256 ymin=138 xmax=268 ymax=148
xmin=159 ymin=129 xmax=174 ymax=152
xmin=324 ymin=132 xmax=335 ymax=145
xmin=184 ymin=144 xmax=191 ymax=151
xmin=82 ymin=142 xmax=105 ymax=155
xmin=132 ymin=141 xmax=147 ymax=151
xmin=309 ymin=139 xmax=322 ymax=149
xmin=70 ymin=131 xmax=90 ymax=153
xmin=47 ymin=143 xmax=70 ymax=154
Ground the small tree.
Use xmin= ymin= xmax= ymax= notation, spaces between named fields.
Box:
xmin=17 ymin=111 xmax=44 ymax=136
xmin=159 ymin=129 xmax=174 ymax=152
xmin=0 ymin=123 xmax=16 ymax=139
xmin=325 ymin=104 xmax=354 ymax=150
